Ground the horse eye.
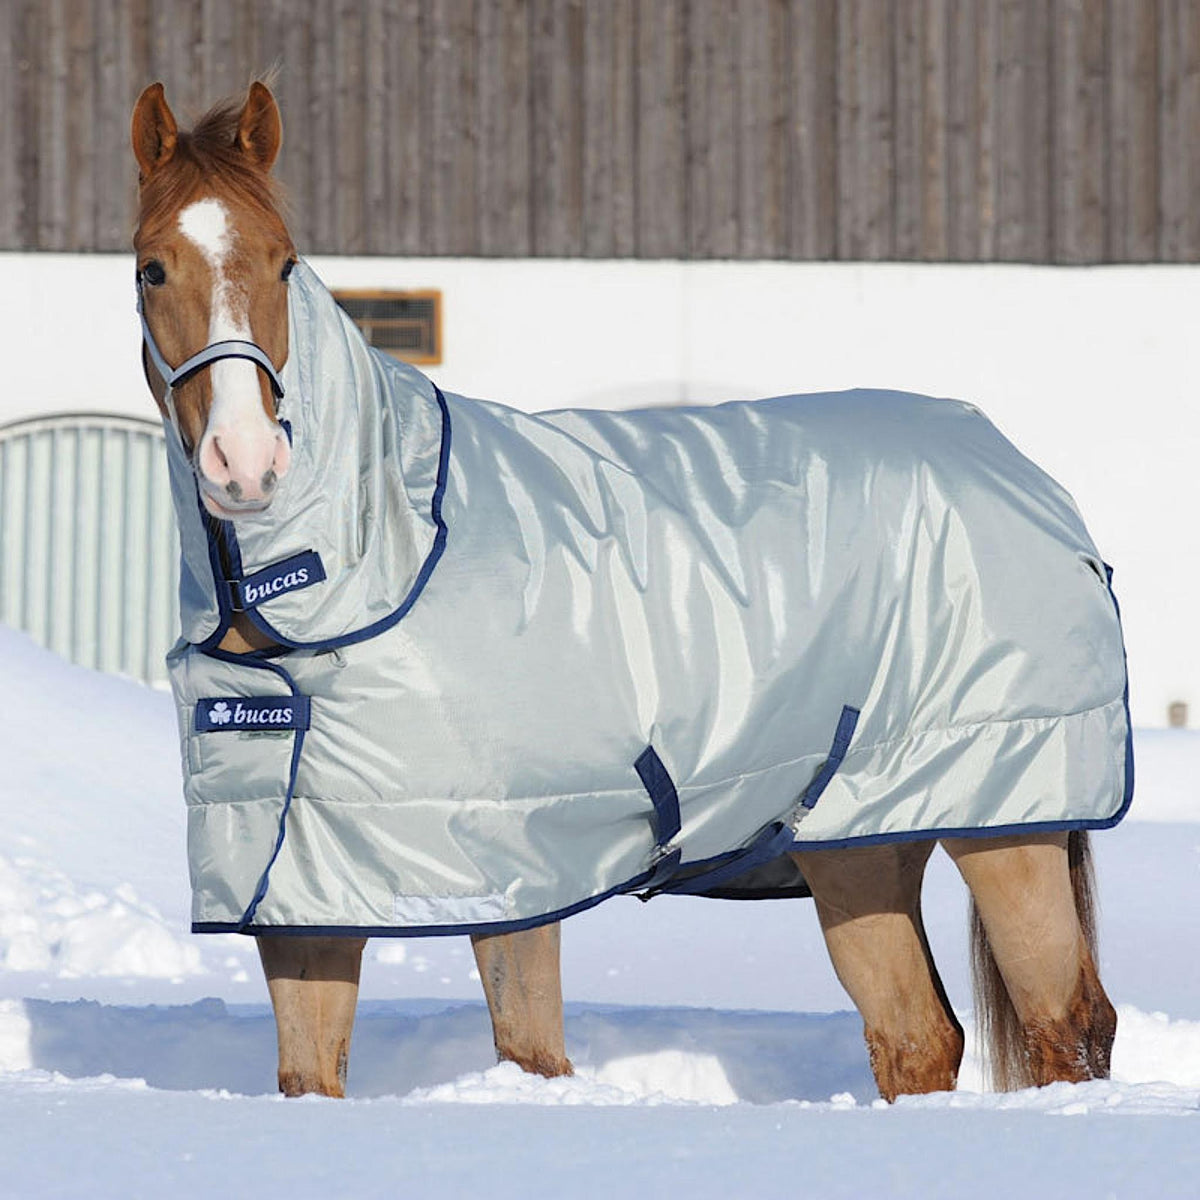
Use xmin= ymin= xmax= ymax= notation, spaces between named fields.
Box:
xmin=281 ymin=258 xmax=296 ymax=282
xmin=141 ymin=260 xmax=166 ymax=286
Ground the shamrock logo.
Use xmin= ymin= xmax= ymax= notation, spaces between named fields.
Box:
xmin=209 ymin=701 xmax=232 ymax=726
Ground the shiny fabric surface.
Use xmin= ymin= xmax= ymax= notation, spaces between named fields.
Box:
xmin=166 ymin=262 xmax=1131 ymax=935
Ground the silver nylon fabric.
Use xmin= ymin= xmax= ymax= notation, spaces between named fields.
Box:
xmin=166 ymin=261 xmax=1131 ymax=934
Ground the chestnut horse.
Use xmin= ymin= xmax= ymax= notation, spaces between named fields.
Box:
xmin=132 ymin=81 xmax=1117 ymax=1102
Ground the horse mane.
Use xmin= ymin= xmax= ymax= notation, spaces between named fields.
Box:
xmin=137 ymin=93 xmax=289 ymax=233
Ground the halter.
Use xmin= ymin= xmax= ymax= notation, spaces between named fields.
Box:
xmin=136 ymin=274 xmax=286 ymax=443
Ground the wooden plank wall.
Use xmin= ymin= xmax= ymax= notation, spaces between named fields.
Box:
xmin=2 ymin=0 xmax=1197 ymax=262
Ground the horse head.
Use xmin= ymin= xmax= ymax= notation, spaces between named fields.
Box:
xmin=132 ymin=81 xmax=294 ymax=518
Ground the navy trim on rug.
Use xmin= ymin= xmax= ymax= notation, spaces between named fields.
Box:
xmin=789 ymin=810 xmax=1133 ymax=854
xmin=228 ymin=383 xmax=452 ymax=653
xmin=195 ymin=501 xmax=237 ymax=653
xmin=193 ymin=858 xmax=668 ymax=940
xmin=199 ymin=648 xmax=308 ymax=930
xmin=790 ymin=569 xmax=1134 ymax=852
xmin=1104 ymin=562 xmax=1136 ymax=822
xmin=193 ymin=796 xmax=1137 ymax=939
xmin=193 ymin=819 xmax=797 ymax=939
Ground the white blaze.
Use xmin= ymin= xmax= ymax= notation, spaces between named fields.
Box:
xmin=177 ymin=197 xmax=281 ymax=491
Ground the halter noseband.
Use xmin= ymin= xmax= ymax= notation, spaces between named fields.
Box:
xmin=136 ymin=276 xmax=286 ymax=443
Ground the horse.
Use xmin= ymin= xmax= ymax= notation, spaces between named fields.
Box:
xmin=131 ymin=80 xmax=1123 ymax=1103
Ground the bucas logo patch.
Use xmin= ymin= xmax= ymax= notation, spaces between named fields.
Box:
xmin=195 ymin=696 xmax=311 ymax=733
xmin=233 ymin=549 xmax=326 ymax=612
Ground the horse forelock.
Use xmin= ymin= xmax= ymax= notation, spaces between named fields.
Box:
xmin=136 ymin=97 xmax=289 ymax=241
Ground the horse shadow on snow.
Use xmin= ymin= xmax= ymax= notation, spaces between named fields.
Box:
xmin=19 ymin=997 xmax=875 ymax=1103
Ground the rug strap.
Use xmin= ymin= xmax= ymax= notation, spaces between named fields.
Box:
xmin=799 ymin=705 xmax=861 ymax=811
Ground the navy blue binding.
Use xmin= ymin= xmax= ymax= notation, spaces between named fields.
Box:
xmin=193 ymin=866 xmax=658 ymax=939
xmin=191 ymin=822 xmax=791 ymax=938
xmin=199 ymin=649 xmax=308 ymax=931
xmin=192 ymin=384 xmax=450 ymax=655
xmin=228 ymin=386 xmax=451 ymax=653
xmin=792 ymin=570 xmax=1135 ymax=851
xmin=1105 ymin=563 xmax=1136 ymax=818
xmin=195 ymin=504 xmax=239 ymax=654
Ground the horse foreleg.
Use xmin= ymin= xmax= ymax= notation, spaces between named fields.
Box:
xmin=791 ymin=841 xmax=964 ymax=1101
xmin=257 ymin=935 xmax=366 ymax=1097
xmin=942 ymin=832 xmax=1116 ymax=1088
xmin=470 ymin=923 xmax=573 ymax=1078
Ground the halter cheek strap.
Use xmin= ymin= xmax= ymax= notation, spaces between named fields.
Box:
xmin=136 ymin=282 xmax=286 ymax=417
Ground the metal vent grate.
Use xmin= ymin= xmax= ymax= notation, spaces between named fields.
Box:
xmin=333 ymin=290 xmax=442 ymax=365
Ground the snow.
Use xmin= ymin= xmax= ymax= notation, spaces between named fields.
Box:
xmin=0 ymin=622 xmax=1197 ymax=1196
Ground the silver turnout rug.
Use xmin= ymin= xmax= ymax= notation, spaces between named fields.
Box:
xmin=164 ymin=262 xmax=1132 ymax=935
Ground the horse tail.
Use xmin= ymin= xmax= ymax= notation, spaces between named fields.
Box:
xmin=969 ymin=895 xmax=1027 ymax=1090
xmin=1067 ymin=829 xmax=1101 ymax=970
xmin=970 ymin=830 xmax=1099 ymax=1091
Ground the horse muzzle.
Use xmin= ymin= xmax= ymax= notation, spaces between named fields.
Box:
xmin=198 ymin=479 xmax=276 ymax=519
xmin=196 ymin=422 xmax=292 ymax=517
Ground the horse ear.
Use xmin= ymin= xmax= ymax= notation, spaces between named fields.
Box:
xmin=235 ymin=81 xmax=282 ymax=172
xmin=131 ymin=82 xmax=178 ymax=179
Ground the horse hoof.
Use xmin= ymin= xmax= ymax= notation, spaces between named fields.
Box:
xmin=502 ymin=1051 xmax=574 ymax=1079
xmin=277 ymin=1070 xmax=346 ymax=1099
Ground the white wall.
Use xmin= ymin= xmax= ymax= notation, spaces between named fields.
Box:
xmin=2 ymin=251 xmax=1194 ymax=727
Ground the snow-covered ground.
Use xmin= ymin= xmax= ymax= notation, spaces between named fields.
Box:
xmin=0 ymin=624 xmax=1196 ymax=1197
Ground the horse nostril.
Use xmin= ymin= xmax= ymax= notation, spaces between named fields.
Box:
xmin=262 ymin=468 xmax=277 ymax=494
xmin=226 ymin=480 xmax=243 ymax=501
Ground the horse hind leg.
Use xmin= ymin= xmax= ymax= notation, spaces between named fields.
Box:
xmin=943 ymin=831 xmax=1116 ymax=1090
xmin=791 ymin=840 xmax=964 ymax=1102
xmin=257 ymin=935 xmax=366 ymax=1097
